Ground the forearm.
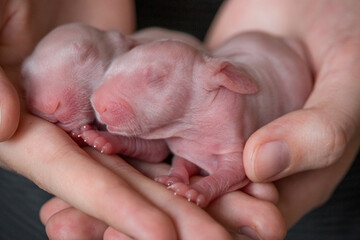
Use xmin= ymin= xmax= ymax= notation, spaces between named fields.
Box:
xmin=205 ymin=0 xmax=303 ymax=49
xmin=206 ymin=0 xmax=360 ymax=50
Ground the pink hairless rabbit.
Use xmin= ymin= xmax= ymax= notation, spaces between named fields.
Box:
xmin=22 ymin=23 xmax=170 ymax=162
xmin=90 ymin=31 xmax=312 ymax=207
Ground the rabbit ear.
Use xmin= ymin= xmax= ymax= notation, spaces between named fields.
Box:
xmin=204 ymin=57 xmax=258 ymax=94
xmin=73 ymin=41 xmax=99 ymax=65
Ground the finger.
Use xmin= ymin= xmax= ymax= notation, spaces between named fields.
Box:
xmin=42 ymin=198 xmax=133 ymax=240
xmin=40 ymin=197 xmax=71 ymax=224
xmin=244 ymin=107 xmax=359 ymax=182
xmin=45 ymin=179 xmax=281 ymax=240
xmin=241 ymin=182 xmax=279 ymax=204
xmin=46 ymin=207 xmax=108 ymax=240
xmin=230 ymin=233 xmax=253 ymax=240
xmin=207 ymin=191 xmax=286 ymax=240
xmin=127 ymin=158 xmax=171 ymax=178
xmin=130 ymin=157 xmax=282 ymax=237
xmin=43 ymin=160 xmax=228 ymax=240
xmin=104 ymin=227 xmax=134 ymax=240
xmin=244 ymin=109 xmax=348 ymax=181
xmin=87 ymin=149 xmax=233 ymax=240
xmin=0 ymin=67 xmax=20 ymax=141
xmin=0 ymin=115 xmax=176 ymax=240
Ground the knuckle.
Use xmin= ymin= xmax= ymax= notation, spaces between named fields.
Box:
xmin=324 ymin=118 xmax=348 ymax=164
xmin=309 ymin=110 xmax=349 ymax=167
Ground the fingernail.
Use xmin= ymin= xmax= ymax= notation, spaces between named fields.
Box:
xmin=253 ymin=141 xmax=290 ymax=180
xmin=240 ymin=226 xmax=262 ymax=240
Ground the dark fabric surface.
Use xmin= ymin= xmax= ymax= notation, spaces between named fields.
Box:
xmin=285 ymin=156 xmax=360 ymax=240
xmin=135 ymin=0 xmax=222 ymax=41
xmin=0 ymin=1 xmax=359 ymax=239
xmin=0 ymin=169 xmax=52 ymax=240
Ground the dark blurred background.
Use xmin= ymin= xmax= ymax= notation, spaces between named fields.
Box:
xmin=136 ymin=0 xmax=222 ymax=41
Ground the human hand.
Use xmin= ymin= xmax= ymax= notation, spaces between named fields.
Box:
xmin=2 ymin=0 xmax=189 ymax=239
xmin=208 ymin=0 xmax=360 ymax=181
xmin=40 ymin=156 xmax=286 ymax=240
xmin=206 ymin=0 xmax=360 ymax=226
xmin=40 ymin=147 xmax=359 ymax=240
xmin=2 ymin=1 xmax=234 ymax=239
xmin=38 ymin=148 xmax=237 ymax=240
xmin=0 ymin=3 xmax=230 ymax=237
xmin=0 ymin=0 xmax=56 ymax=140
xmin=1 ymin=114 xmax=230 ymax=240
xmin=0 ymin=67 xmax=20 ymax=141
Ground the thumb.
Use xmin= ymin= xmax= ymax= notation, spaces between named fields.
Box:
xmin=243 ymin=41 xmax=360 ymax=182
xmin=0 ymin=67 xmax=20 ymax=141
xmin=243 ymin=108 xmax=356 ymax=182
